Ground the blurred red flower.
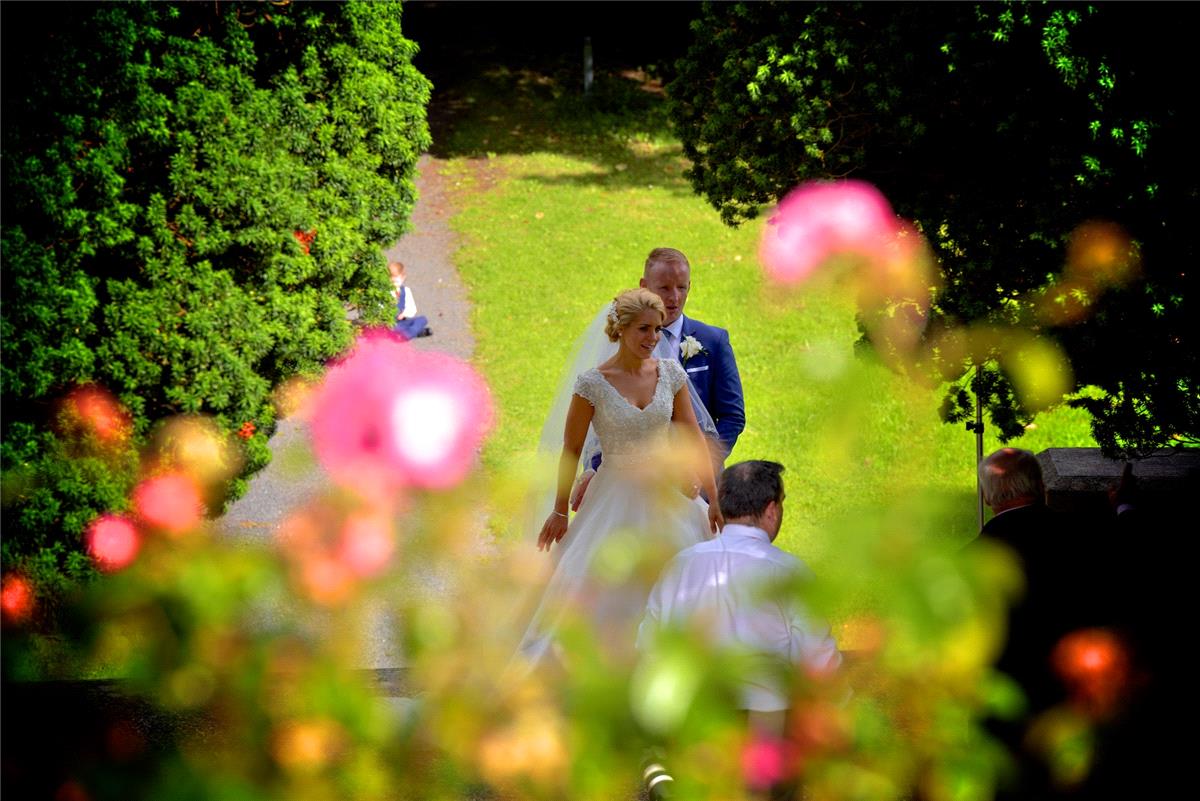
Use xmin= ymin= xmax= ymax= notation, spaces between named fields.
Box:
xmin=1 ymin=574 xmax=35 ymax=624
xmin=1052 ymin=627 xmax=1131 ymax=718
xmin=293 ymin=228 xmax=316 ymax=255
xmin=63 ymin=384 xmax=131 ymax=444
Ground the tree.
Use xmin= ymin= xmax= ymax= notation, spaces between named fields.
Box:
xmin=1 ymin=1 xmax=431 ymax=600
xmin=670 ymin=1 xmax=1197 ymax=455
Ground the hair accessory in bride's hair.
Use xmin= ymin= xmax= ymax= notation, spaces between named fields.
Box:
xmin=606 ymin=299 xmax=619 ymax=327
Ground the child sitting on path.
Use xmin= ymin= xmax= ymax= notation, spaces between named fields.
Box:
xmin=388 ymin=261 xmax=432 ymax=340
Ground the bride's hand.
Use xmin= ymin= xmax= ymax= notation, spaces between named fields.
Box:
xmin=538 ymin=513 xmax=568 ymax=552
xmin=570 ymin=470 xmax=595 ymax=511
xmin=707 ymin=504 xmax=724 ymax=536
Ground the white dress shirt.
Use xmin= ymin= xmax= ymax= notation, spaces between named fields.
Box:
xmin=638 ymin=524 xmax=841 ymax=711
xmin=397 ymin=284 xmax=418 ymax=319
xmin=654 ymin=315 xmax=685 ymax=362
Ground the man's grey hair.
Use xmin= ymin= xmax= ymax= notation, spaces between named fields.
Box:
xmin=643 ymin=247 xmax=690 ymax=277
xmin=978 ymin=448 xmax=1045 ymax=508
xmin=719 ymin=460 xmax=785 ymax=520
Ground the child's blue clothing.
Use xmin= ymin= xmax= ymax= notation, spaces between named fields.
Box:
xmin=393 ymin=284 xmax=430 ymax=340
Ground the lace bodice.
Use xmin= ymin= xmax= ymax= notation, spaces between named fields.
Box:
xmin=573 ymin=359 xmax=687 ymax=463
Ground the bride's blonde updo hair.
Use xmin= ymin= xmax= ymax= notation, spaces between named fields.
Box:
xmin=605 ymin=288 xmax=665 ymax=342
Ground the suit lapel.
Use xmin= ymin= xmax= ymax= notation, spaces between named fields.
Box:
xmin=681 ymin=316 xmax=711 ymax=358
xmin=679 ymin=316 xmax=707 ymax=382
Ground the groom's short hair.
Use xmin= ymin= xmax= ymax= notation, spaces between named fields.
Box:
xmin=644 ymin=247 xmax=690 ymax=276
xmin=719 ymin=461 xmax=785 ymax=519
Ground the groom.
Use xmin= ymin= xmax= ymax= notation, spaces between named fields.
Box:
xmin=574 ymin=247 xmax=746 ymax=507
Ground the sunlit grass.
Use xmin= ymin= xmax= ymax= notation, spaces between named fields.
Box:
xmin=1 ymin=69 xmax=1114 ymax=801
xmin=439 ymin=71 xmax=1099 ymax=576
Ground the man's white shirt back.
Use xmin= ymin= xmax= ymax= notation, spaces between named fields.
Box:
xmin=638 ymin=524 xmax=841 ymax=711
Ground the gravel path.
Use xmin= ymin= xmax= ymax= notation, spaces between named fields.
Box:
xmin=386 ymin=155 xmax=474 ymax=362
xmin=216 ymin=155 xmax=474 ymax=670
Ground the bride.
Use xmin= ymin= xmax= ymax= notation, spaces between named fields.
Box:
xmin=519 ymin=288 xmax=723 ymax=665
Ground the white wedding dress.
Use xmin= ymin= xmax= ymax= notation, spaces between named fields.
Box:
xmin=519 ymin=358 xmax=711 ymax=666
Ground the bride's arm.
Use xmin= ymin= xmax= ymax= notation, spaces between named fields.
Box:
xmin=537 ymin=393 xmax=595 ymax=551
xmin=671 ymin=387 xmax=724 ymax=534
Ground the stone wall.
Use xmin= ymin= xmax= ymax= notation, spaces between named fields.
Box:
xmin=1037 ymin=447 xmax=1199 ymax=519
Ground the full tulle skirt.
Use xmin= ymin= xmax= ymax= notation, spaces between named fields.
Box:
xmin=518 ymin=459 xmax=710 ymax=668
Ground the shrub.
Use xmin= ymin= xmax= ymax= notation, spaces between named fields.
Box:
xmin=0 ymin=0 xmax=431 ymax=612
xmin=669 ymin=2 xmax=1197 ymax=455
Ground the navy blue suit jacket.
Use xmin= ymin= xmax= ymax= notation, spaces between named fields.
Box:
xmin=677 ymin=315 xmax=745 ymax=456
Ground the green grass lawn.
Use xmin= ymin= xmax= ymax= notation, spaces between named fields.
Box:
xmin=436 ymin=67 xmax=1099 ymax=571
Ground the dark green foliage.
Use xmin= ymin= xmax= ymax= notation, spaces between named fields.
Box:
xmin=1 ymin=1 xmax=431 ymax=600
xmin=670 ymin=1 xmax=1197 ymax=456
xmin=672 ymin=2 xmax=915 ymax=227
xmin=941 ymin=368 xmax=1029 ymax=444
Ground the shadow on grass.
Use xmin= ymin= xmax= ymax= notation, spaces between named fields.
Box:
xmin=405 ymin=1 xmax=705 ymax=198
xmin=428 ymin=65 xmax=701 ymax=198
xmin=932 ymin=486 xmax=985 ymax=545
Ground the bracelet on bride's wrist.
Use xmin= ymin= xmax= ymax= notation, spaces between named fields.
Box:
xmin=551 ymin=510 xmax=568 ymax=519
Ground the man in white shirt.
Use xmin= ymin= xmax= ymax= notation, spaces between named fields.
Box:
xmin=638 ymin=460 xmax=841 ymax=736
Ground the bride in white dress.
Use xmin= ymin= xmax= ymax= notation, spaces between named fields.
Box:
xmin=519 ymin=288 xmax=723 ymax=666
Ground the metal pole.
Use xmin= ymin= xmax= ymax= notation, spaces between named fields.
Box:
xmin=973 ymin=364 xmax=985 ymax=531
xmin=583 ymin=37 xmax=594 ymax=95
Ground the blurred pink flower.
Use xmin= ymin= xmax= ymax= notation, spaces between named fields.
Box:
xmin=741 ymin=732 xmax=794 ymax=791
xmin=86 ymin=514 xmax=141 ymax=572
xmin=759 ymin=180 xmax=902 ymax=284
xmin=133 ymin=472 xmax=203 ymax=534
xmin=759 ymin=181 xmax=939 ymax=364
xmin=390 ymin=360 xmax=495 ymax=489
xmin=275 ymin=502 xmax=397 ymax=602
xmin=337 ymin=511 xmax=395 ymax=577
xmin=309 ymin=329 xmax=494 ymax=497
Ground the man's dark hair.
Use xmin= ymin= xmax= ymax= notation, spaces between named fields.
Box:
xmin=718 ymin=460 xmax=785 ymax=520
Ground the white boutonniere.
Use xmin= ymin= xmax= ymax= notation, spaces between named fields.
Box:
xmin=680 ymin=335 xmax=707 ymax=364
